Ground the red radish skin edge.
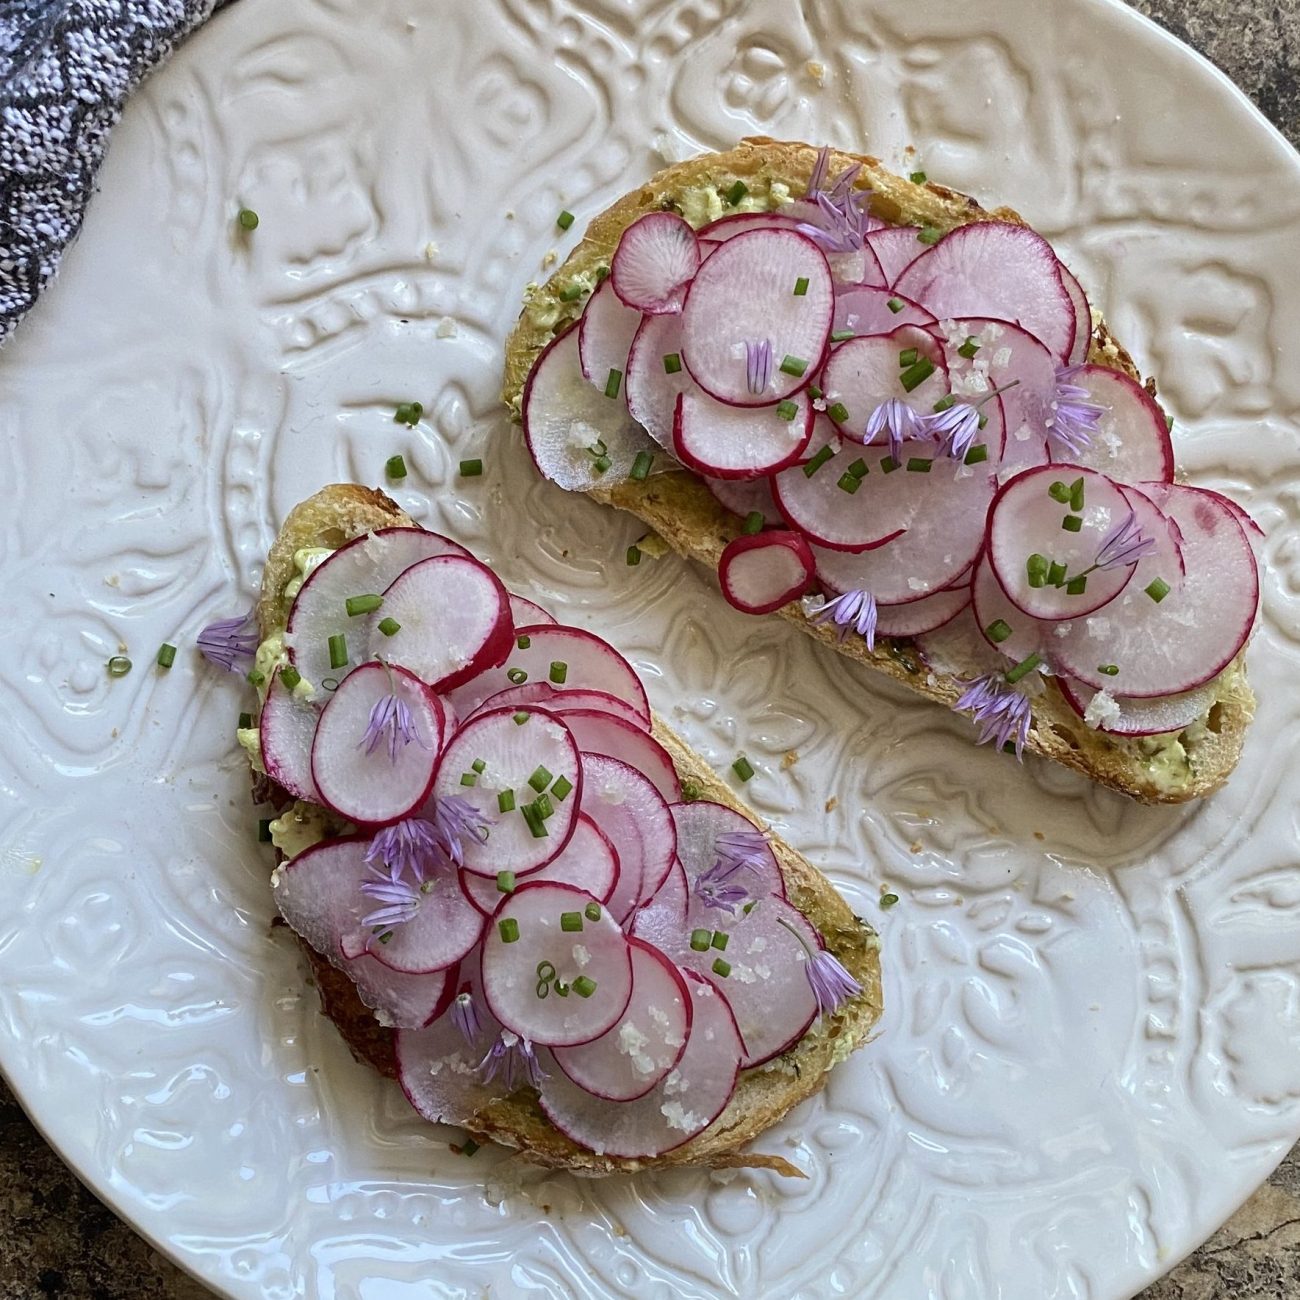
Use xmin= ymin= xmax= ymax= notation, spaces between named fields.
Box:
xmin=719 ymin=531 xmax=816 ymax=615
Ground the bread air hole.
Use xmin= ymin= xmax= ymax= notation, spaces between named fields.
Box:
xmin=1050 ymin=724 xmax=1081 ymax=751
xmin=1205 ymin=702 xmax=1224 ymax=735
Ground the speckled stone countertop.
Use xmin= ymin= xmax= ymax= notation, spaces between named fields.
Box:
xmin=2 ymin=2 xmax=1298 ymax=1297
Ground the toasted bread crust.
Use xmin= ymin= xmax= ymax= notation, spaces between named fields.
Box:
xmin=259 ymin=485 xmax=883 ymax=1175
xmin=501 ymin=137 xmax=1254 ymax=804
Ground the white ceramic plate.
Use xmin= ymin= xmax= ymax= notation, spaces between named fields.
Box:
xmin=3 ymin=0 xmax=1299 ymax=1296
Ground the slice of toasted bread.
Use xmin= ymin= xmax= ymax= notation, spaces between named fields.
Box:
xmin=254 ymin=484 xmax=883 ymax=1176
xmin=500 ymin=137 xmax=1255 ymax=804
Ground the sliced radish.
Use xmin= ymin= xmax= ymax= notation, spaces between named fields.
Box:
xmin=971 ymin=551 xmax=1047 ymax=663
xmin=853 ymin=240 xmax=890 ymax=289
xmin=1057 ymin=676 xmax=1218 ymax=736
xmin=864 ymin=226 xmax=927 ymax=284
xmin=895 ymin=222 xmax=1076 ymax=361
xmin=629 ymin=857 xmax=689 ymax=950
xmin=680 ymin=229 xmax=833 ymax=406
xmin=343 ymin=952 xmax=454 ymax=1030
xmin=672 ymin=387 xmax=813 ymax=479
xmin=508 ymin=594 xmax=555 ymax=627
xmin=310 ymin=662 xmax=445 ymax=826
xmin=1200 ymin=487 xmax=1264 ymax=556
xmin=719 ymin=531 xmax=815 ymax=614
xmin=1053 ymin=483 xmax=1258 ymax=696
xmin=679 ymin=895 xmax=819 ymax=1068
xmin=480 ymin=881 xmax=634 ymax=1047
xmin=538 ymin=972 xmax=742 ymax=1159
xmin=1059 ymin=262 xmax=1092 ymax=364
xmin=833 ymin=285 xmax=936 ymax=337
xmin=259 ymin=670 xmax=321 ymax=803
xmin=556 ymin=709 xmax=681 ymax=802
xmin=988 ymin=465 xmax=1141 ymax=620
xmin=274 ymin=835 xmax=482 ymax=975
xmin=671 ymin=801 xmax=785 ymax=908
xmin=473 ymin=682 xmax=650 ymax=733
xmin=698 ymin=212 xmax=805 ymax=242
xmin=461 ymin=813 xmax=620 ymax=916
xmin=704 ymin=474 xmax=784 ymax=526
xmin=285 ymin=527 xmax=469 ymax=688
xmin=624 ymin=313 xmax=694 ymax=451
xmin=580 ymin=752 xmax=677 ymax=921
xmin=429 ymin=705 xmax=582 ymax=877
xmin=610 ymin=212 xmax=701 ymax=315
xmin=522 ymin=327 xmax=659 ymax=491
xmin=1048 ymin=365 xmax=1175 ymax=485
xmin=551 ymin=939 xmax=692 ymax=1101
xmin=373 ymin=555 xmax=512 ymax=693
xmin=874 ymin=584 xmax=971 ymax=637
xmin=820 ymin=327 xmax=949 ymax=442
xmin=579 ymin=278 xmax=644 ymax=388
xmin=446 ymin=625 xmax=650 ymax=724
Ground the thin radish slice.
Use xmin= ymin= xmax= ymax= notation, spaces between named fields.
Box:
xmin=820 ymin=327 xmax=949 ymax=443
xmin=509 ymin=594 xmax=555 ymax=627
xmin=610 ymin=212 xmax=701 ymax=315
xmin=1199 ymin=487 xmax=1265 ymax=556
xmin=865 ymin=226 xmax=927 ymax=284
xmin=579 ymin=278 xmax=644 ymax=388
xmin=1053 ymin=483 xmax=1258 ymax=696
xmin=854 ymin=240 xmax=890 ymax=289
xmin=1057 ymin=676 xmax=1219 ymax=736
xmin=895 ymin=222 xmax=1076 ymax=361
xmin=581 ymin=752 xmax=677 ymax=919
xmin=374 ymin=555 xmax=512 ymax=693
xmin=523 ymin=327 xmax=659 ymax=491
xmin=474 ymin=682 xmax=650 ymax=733
xmin=679 ymin=895 xmax=819 ymax=1068
xmin=874 ymin=584 xmax=971 ymax=638
xmin=285 ymin=527 xmax=469 ymax=688
xmin=833 ymin=285 xmax=936 ymax=337
xmin=274 ymin=835 xmax=482 ymax=975
xmin=987 ymin=465 xmax=1141 ymax=620
xmin=551 ymin=939 xmax=692 ymax=1101
xmin=719 ymin=531 xmax=815 ymax=615
xmin=481 ymin=881 xmax=634 ymax=1047
xmin=971 ymin=551 xmax=1047 ymax=664
xmin=556 ymin=709 xmax=681 ymax=802
xmin=625 ymin=313 xmax=694 ymax=451
xmin=310 ymin=662 xmax=445 ymax=826
xmin=698 ymin=212 xmax=805 ymax=242
xmin=447 ymin=625 xmax=650 ymax=724
xmin=538 ymin=972 xmax=742 ymax=1159
xmin=704 ymin=474 xmax=784 ymax=526
xmin=343 ymin=952 xmax=454 ymax=1030
xmin=672 ymin=387 xmax=813 ymax=479
xmin=461 ymin=814 xmax=620 ymax=916
xmin=629 ymin=858 xmax=688 ymax=950
xmin=1047 ymin=365 xmax=1175 ymax=485
xmin=259 ymin=670 xmax=321 ymax=803
xmin=429 ymin=705 xmax=582 ymax=877
xmin=1059 ymin=263 xmax=1092 ymax=364
xmin=671 ymin=801 xmax=785 ymax=909
xmin=680 ymin=229 xmax=834 ymax=406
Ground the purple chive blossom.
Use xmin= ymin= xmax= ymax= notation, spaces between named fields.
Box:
xmin=745 ymin=338 xmax=773 ymax=396
xmin=694 ymin=864 xmax=752 ymax=914
xmin=796 ymin=188 xmax=875 ymax=254
xmin=776 ymin=915 xmax=862 ymax=1019
xmin=953 ymin=675 xmax=1033 ymax=760
xmin=1045 ymin=365 xmax=1104 ymax=456
xmin=479 ymin=1030 xmax=545 ymax=1090
xmin=450 ymin=988 xmax=482 ymax=1045
xmin=864 ymin=398 xmax=926 ymax=461
xmin=810 ymin=589 xmax=878 ymax=651
xmin=197 ymin=609 xmax=259 ymax=672
xmin=359 ymin=859 xmax=423 ymax=929
xmin=715 ymin=829 xmax=770 ymax=872
xmin=431 ymin=795 xmax=494 ymax=868
xmin=359 ymin=691 xmax=429 ymax=761
xmin=926 ymin=402 xmax=982 ymax=460
xmin=806 ymin=145 xmax=832 ymax=196
xmin=364 ymin=817 xmax=442 ymax=880
xmin=1094 ymin=509 xmax=1158 ymax=571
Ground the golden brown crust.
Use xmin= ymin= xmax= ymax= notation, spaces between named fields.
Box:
xmin=501 ymin=137 xmax=1254 ymax=804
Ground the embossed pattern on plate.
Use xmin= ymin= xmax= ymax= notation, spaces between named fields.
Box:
xmin=0 ymin=0 xmax=1299 ymax=1297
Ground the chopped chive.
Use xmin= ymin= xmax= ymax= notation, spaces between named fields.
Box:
xmin=957 ymin=336 xmax=980 ymax=359
xmin=881 ymin=455 xmax=900 ymax=474
xmin=1098 ymin=664 xmax=1120 ymax=676
xmin=459 ymin=458 xmax=483 ymax=477
xmin=898 ymin=347 xmax=919 ymax=368
xmin=592 ymin=454 xmax=612 ymax=474
xmin=978 ymin=413 xmax=989 ymax=429
xmin=662 ymin=352 xmax=682 ymax=374
xmin=560 ymin=911 xmax=583 ymax=933
xmin=237 ymin=208 xmax=259 ymax=231
xmin=558 ymin=283 xmax=583 ymax=302
xmin=516 ymin=634 xmax=531 ymax=649
xmin=742 ymin=900 xmax=757 ymax=914
xmin=459 ymin=772 xmax=477 ymax=787
xmin=551 ymin=774 xmax=574 ymax=801
xmin=802 ymin=444 xmax=834 ymax=478
xmin=690 ymin=929 xmax=711 ymax=952
xmin=385 ymin=455 xmax=407 ymax=482
xmin=534 ymin=789 xmax=555 ymax=819
xmin=320 ymin=677 xmax=339 ymax=692
xmin=809 ymin=385 xmax=822 ymax=400
xmin=626 ymin=545 xmax=641 ymax=567
xmin=710 ymin=930 xmax=729 ymax=951
xmin=327 ymin=634 xmax=347 ymax=670
xmin=1069 ymin=477 xmax=1085 ymax=512
xmin=837 ymin=471 xmax=861 ymax=494
xmin=886 ymin=297 xmax=904 ymax=313
xmin=793 ymin=276 xmax=809 ymax=296
xmin=238 ymin=711 xmax=253 ymax=730
xmin=880 ymin=892 xmax=900 ymax=908
xmin=725 ymin=180 xmax=748 ymax=205
xmin=346 ymin=593 xmax=383 ymax=616
xmin=507 ymin=667 xmax=528 ymax=684
xmin=521 ymin=803 xmax=548 ymax=838
xmin=917 ymin=225 xmax=942 ymax=245
xmin=247 ymin=669 xmax=266 ymax=687
xmin=394 ymin=401 xmax=423 ymax=426
xmin=549 ymin=660 xmax=568 ymax=684
xmin=498 ymin=789 xmax=516 ymax=813
xmin=742 ymin=510 xmax=764 ymax=535
xmin=630 ymin=450 xmax=654 ymax=481
xmin=776 ymin=400 xmax=799 ymax=421
xmin=604 ymin=368 xmax=622 ymax=399
xmin=732 ymin=755 xmax=754 ymax=782
xmin=847 ymin=457 xmax=869 ymax=479
xmin=1145 ymin=577 xmax=1171 ymax=603
xmin=556 ymin=210 xmax=575 ymax=230
xmin=1066 ymin=574 xmax=1088 ymax=595
xmin=471 ymin=758 xmax=486 ymax=774
xmin=985 ymin=619 xmax=1013 ymax=644
xmin=828 ymin=401 xmax=850 ymax=423
xmin=779 ymin=354 xmax=808 ymax=377
xmin=528 ymin=765 xmax=553 ymax=792
xmin=258 ymin=818 xmax=272 ymax=842
xmin=496 ymin=871 xmax=516 ymax=894
xmin=513 ymin=711 xmax=530 ymax=725
xmin=830 ymin=328 xmax=856 ymax=342
xmin=596 ymin=265 xmax=610 ymax=281
xmin=964 ymin=444 xmax=989 ymax=465
xmin=280 ymin=665 xmax=302 ymax=691
xmin=107 ymin=655 xmax=132 ymax=677
xmin=1048 ymin=480 xmax=1070 ymax=503
xmin=572 ymin=975 xmax=597 ymax=998
xmin=1027 ymin=553 xmax=1048 ymax=588
xmin=498 ymin=917 xmax=520 ymax=943
xmin=909 ymin=170 xmax=928 ymax=184
xmin=899 ymin=357 xmax=936 ymax=391
xmin=906 ymin=457 xmax=932 ymax=473
xmin=1005 ymin=652 xmax=1043 ymax=685
xmin=1047 ymin=560 xmax=1068 ymax=587
xmin=377 ymin=617 xmax=401 ymax=638
xmin=932 ymin=394 xmax=956 ymax=413
xmin=1062 ymin=514 xmax=1084 ymax=533
xmin=156 ymin=643 xmax=177 ymax=669
xmin=712 ymin=957 xmax=732 ymax=978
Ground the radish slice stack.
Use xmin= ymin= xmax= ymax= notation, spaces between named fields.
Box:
xmin=520 ymin=148 xmax=1262 ymax=741
xmin=258 ymin=525 xmax=857 ymax=1157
